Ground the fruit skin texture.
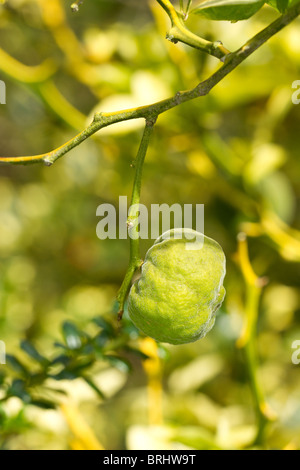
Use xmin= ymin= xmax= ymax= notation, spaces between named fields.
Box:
xmin=128 ymin=228 xmax=226 ymax=345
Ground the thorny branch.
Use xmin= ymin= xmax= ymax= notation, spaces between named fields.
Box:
xmin=1 ymin=3 xmax=300 ymax=165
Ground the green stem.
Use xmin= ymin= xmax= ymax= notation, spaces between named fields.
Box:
xmin=117 ymin=120 xmax=156 ymax=319
xmin=156 ymin=0 xmax=230 ymax=59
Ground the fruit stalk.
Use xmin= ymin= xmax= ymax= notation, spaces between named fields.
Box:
xmin=117 ymin=120 xmax=156 ymax=319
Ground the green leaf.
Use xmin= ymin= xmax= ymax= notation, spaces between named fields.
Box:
xmin=30 ymin=399 xmax=57 ymax=409
xmin=20 ymin=340 xmax=48 ymax=365
xmin=83 ymin=377 xmax=105 ymax=399
xmin=53 ymin=341 xmax=68 ymax=350
xmin=192 ymin=0 xmax=265 ymax=21
xmin=259 ymin=172 xmax=296 ymax=223
xmin=186 ymin=0 xmax=193 ymax=15
xmin=52 ymin=354 xmax=72 ymax=366
xmin=276 ymin=0 xmax=289 ymax=11
xmin=43 ymin=386 xmax=67 ymax=395
xmin=124 ymin=346 xmax=150 ymax=361
xmin=93 ymin=331 xmax=110 ymax=351
xmin=0 ymin=408 xmax=30 ymax=434
xmin=266 ymin=0 xmax=277 ymax=7
xmin=9 ymin=379 xmax=31 ymax=402
xmin=266 ymin=0 xmax=299 ymax=11
xmin=70 ymin=358 xmax=95 ymax=374
xmin=6 ymin=355 xmax=28 ymax=376
xmin=93 ymin=317 xmax=114 ymax=336
xmin=62 ymin=321 xmax=82 ymax=350
xmin=104 ymin=355 xmax=131 ymax=373
xmin=52 ymin=370 xmax=78 ymax=380
xmin=0 ymin=372 xmax=6 ymax=386
xmin=157 ymin=344 xmax=171 ymax=361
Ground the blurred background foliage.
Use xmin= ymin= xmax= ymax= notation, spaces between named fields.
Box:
xmin=0 ymin=0 xmax=300 ymax=450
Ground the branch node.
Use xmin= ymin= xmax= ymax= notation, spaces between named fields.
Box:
xmin=166 ymin=33 xmax=178 ymax=44
xmin=93 ymin=112 xmax=104 ymax=122
xmin=146 ymin=117 xmax=157 ymax=127
xmin=127 ymin=220 xmax=134 ymax=229
xmin=175 ymin=91 xmax=181 ymax=104
xmin=117 ymin=309 xmax=124 ymax=322
xmin=238 ymin=44 xmax=251 ymax=57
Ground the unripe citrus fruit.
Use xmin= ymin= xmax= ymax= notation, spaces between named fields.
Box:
xmin=128 ymin=228 xmax=226 ymax=345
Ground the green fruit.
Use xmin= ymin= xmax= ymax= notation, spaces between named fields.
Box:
xmin=128 ymin=228 xmax=226 ymax=345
